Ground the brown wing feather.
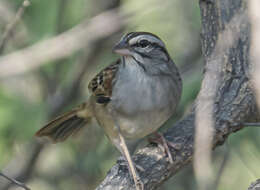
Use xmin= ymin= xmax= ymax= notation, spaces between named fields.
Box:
xmin=35 ymin=59 xmax=121 ymax=142
xmin=88 ymin=59 xmax=120 ymax=103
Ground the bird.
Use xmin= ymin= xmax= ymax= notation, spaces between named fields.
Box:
xmin=35 ymin=32 xmax=182 ymax=190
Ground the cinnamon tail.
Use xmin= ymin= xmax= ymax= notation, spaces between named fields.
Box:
xmin=35 ymin=102 xmax=92 ymax=143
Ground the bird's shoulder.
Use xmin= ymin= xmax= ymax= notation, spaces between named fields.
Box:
xmin=88 ymin=59 xmax=121 ymax=104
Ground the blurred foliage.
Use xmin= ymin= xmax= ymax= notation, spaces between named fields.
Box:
xmin=0 ymin=0 xmax=258 ymax=190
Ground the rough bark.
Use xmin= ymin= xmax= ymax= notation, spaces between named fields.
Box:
xmin=96 ymin=0 xmax=259 ymax=189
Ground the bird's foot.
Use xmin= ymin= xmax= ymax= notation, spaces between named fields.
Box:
xmin=117 ymin=156 xmax=145 ymax=172
xmin=148 ymin=132 xmax=179 ymax=164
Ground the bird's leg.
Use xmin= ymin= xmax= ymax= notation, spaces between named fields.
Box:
xmin=118 ymin=132 xmax=144 ymax=190
xmin=148 ymin=132 xmax=178 ymax=164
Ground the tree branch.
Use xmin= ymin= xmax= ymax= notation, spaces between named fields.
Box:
xmin=0 ymin=172 xmax=30 ymax=190
xmin=0 ymin=0 xmax=30 ymax=54
xmin=0 ymin=8 xmax=126 ymax=79
xmin=96 ymin=0 xmax=259 ymax=189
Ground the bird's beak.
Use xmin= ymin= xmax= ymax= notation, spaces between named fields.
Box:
xmin=112 ymin=41 xmax=132 ymax=56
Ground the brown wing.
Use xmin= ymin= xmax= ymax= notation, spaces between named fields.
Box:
xmin=88 ymin=59 xmax=121 ymax=104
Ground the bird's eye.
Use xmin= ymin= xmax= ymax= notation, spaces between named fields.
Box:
xmin=138 ymin=39 xmax=150 ymax=48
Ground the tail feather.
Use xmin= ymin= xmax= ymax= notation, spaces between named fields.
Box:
xmin=51 ymin=116 xmax=86 ymax=142
xmin=35 ymin=103 xmax=91 ymax=143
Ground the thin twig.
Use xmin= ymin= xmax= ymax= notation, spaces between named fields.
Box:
xmin=211 ymin=144 xmax=230 ymax=190
xmin=0 ymin=0 xmax=30 ymax=54
xmin=0 ymin=172 xmax=30 ymax=190
xmin=0 ymin=8 xmax=126 ymax=79
xmin=56 ymin=0 xmax=68 ymax=34
xmin=243 ymin=122 xmax=260 ymax=126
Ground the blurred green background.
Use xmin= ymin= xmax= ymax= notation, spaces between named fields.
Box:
xmin=0 ymin=0 xmax=259 ymax=189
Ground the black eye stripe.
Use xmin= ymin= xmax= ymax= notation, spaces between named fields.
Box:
xmin=133 ymin=42 xmax=169 ymax=61
xmin=130 ymin=40 xmax=161 ymax=48
xmin=132 ymin=41 xmax=167 ymax=53
xmin=123 ymin=32 xmax=170 ymax=61
xmin=131 ymin=40 xmax=150 ymax=48
xmin=132 ymin=47 xmax=169 ymax=62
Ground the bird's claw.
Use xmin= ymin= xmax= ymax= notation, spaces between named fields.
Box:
xmin=117 ymin=156 xmax=145 ymax=172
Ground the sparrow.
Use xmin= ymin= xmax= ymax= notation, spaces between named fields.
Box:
xmin=35 ymin=32 xmax=182 ymax=190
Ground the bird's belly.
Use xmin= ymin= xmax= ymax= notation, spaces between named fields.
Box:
xmin=114 ymin=108 xmax=172 ymax=139
xmin=110 ymin=78 xmax=177 ymax=139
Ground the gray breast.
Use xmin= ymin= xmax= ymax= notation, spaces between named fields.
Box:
xmin=109 ymin=57 xmax=180 ymax=139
